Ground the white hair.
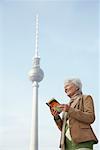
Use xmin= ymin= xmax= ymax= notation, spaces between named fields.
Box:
xmin=64 ymin=78 xmax=82 ymax=91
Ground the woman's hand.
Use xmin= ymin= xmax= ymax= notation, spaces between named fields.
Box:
xmin=58 ymin=104 xmax=70 ymax=112
xmin=50 ymin=108 xmax=59 ymax=117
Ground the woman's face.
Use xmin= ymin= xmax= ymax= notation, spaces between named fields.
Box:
xmin=64 ymin=83 xmax=78 ymax=97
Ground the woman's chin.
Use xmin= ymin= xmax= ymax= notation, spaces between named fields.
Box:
xmin=67 ymin=93 xmax=71 ymax=97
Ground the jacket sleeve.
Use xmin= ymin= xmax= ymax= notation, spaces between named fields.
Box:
xmin=54 ymin=116 xmax=63 ymax=131
xmin=68 ymin=95 xmax=95 ymax=124
xmin=54 ymin=114 xmax=64 ymax=131
xmin=54 ymin=113 xmax=68 ymax=131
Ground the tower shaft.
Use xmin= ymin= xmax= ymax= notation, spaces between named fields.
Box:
xmin=30 ymin=82 xmax=39 ymax=150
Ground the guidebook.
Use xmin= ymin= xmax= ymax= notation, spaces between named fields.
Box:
xmin=46 ymin=98 xmax=62 ymax=113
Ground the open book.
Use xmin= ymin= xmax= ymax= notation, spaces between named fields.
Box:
xmin=46 ymin=98 xmax=62 ymax=113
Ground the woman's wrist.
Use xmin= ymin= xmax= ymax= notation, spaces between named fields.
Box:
xmin=66 ymin=105 xmax=70 ymax=112
xmin=54 ymin=115 xmax=60 ymax=121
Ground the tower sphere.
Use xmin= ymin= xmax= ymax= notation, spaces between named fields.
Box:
xmin=28 ymin=67 xmax=44 ymax=82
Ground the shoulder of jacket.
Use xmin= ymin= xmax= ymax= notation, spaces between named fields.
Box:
xmin=82 ymin=95 xmax=92 ymax=100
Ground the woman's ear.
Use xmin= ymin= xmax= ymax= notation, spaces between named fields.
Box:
xmin=76 ymin=87 xmax=79 ymax=91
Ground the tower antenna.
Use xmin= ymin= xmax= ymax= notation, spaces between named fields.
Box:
xmin=35 ymin=14 xmax=39 ymax=58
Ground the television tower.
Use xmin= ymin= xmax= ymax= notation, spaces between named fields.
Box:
xmin=28 ymin=15 xmax=44 ymax=150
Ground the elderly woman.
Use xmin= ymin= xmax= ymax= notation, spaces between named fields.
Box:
xmin=50 ymin=78 xmax=98 ymax=150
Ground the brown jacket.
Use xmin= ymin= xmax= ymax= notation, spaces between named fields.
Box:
xmin=54 ymin=95 xmax=98 ymax=145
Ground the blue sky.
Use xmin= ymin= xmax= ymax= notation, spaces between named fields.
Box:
xmin=0 ymin=0 xmax=99 ymax=150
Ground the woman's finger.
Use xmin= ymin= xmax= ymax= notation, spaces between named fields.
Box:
xmin=58 ymin=104 xmax=65 ymax=108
